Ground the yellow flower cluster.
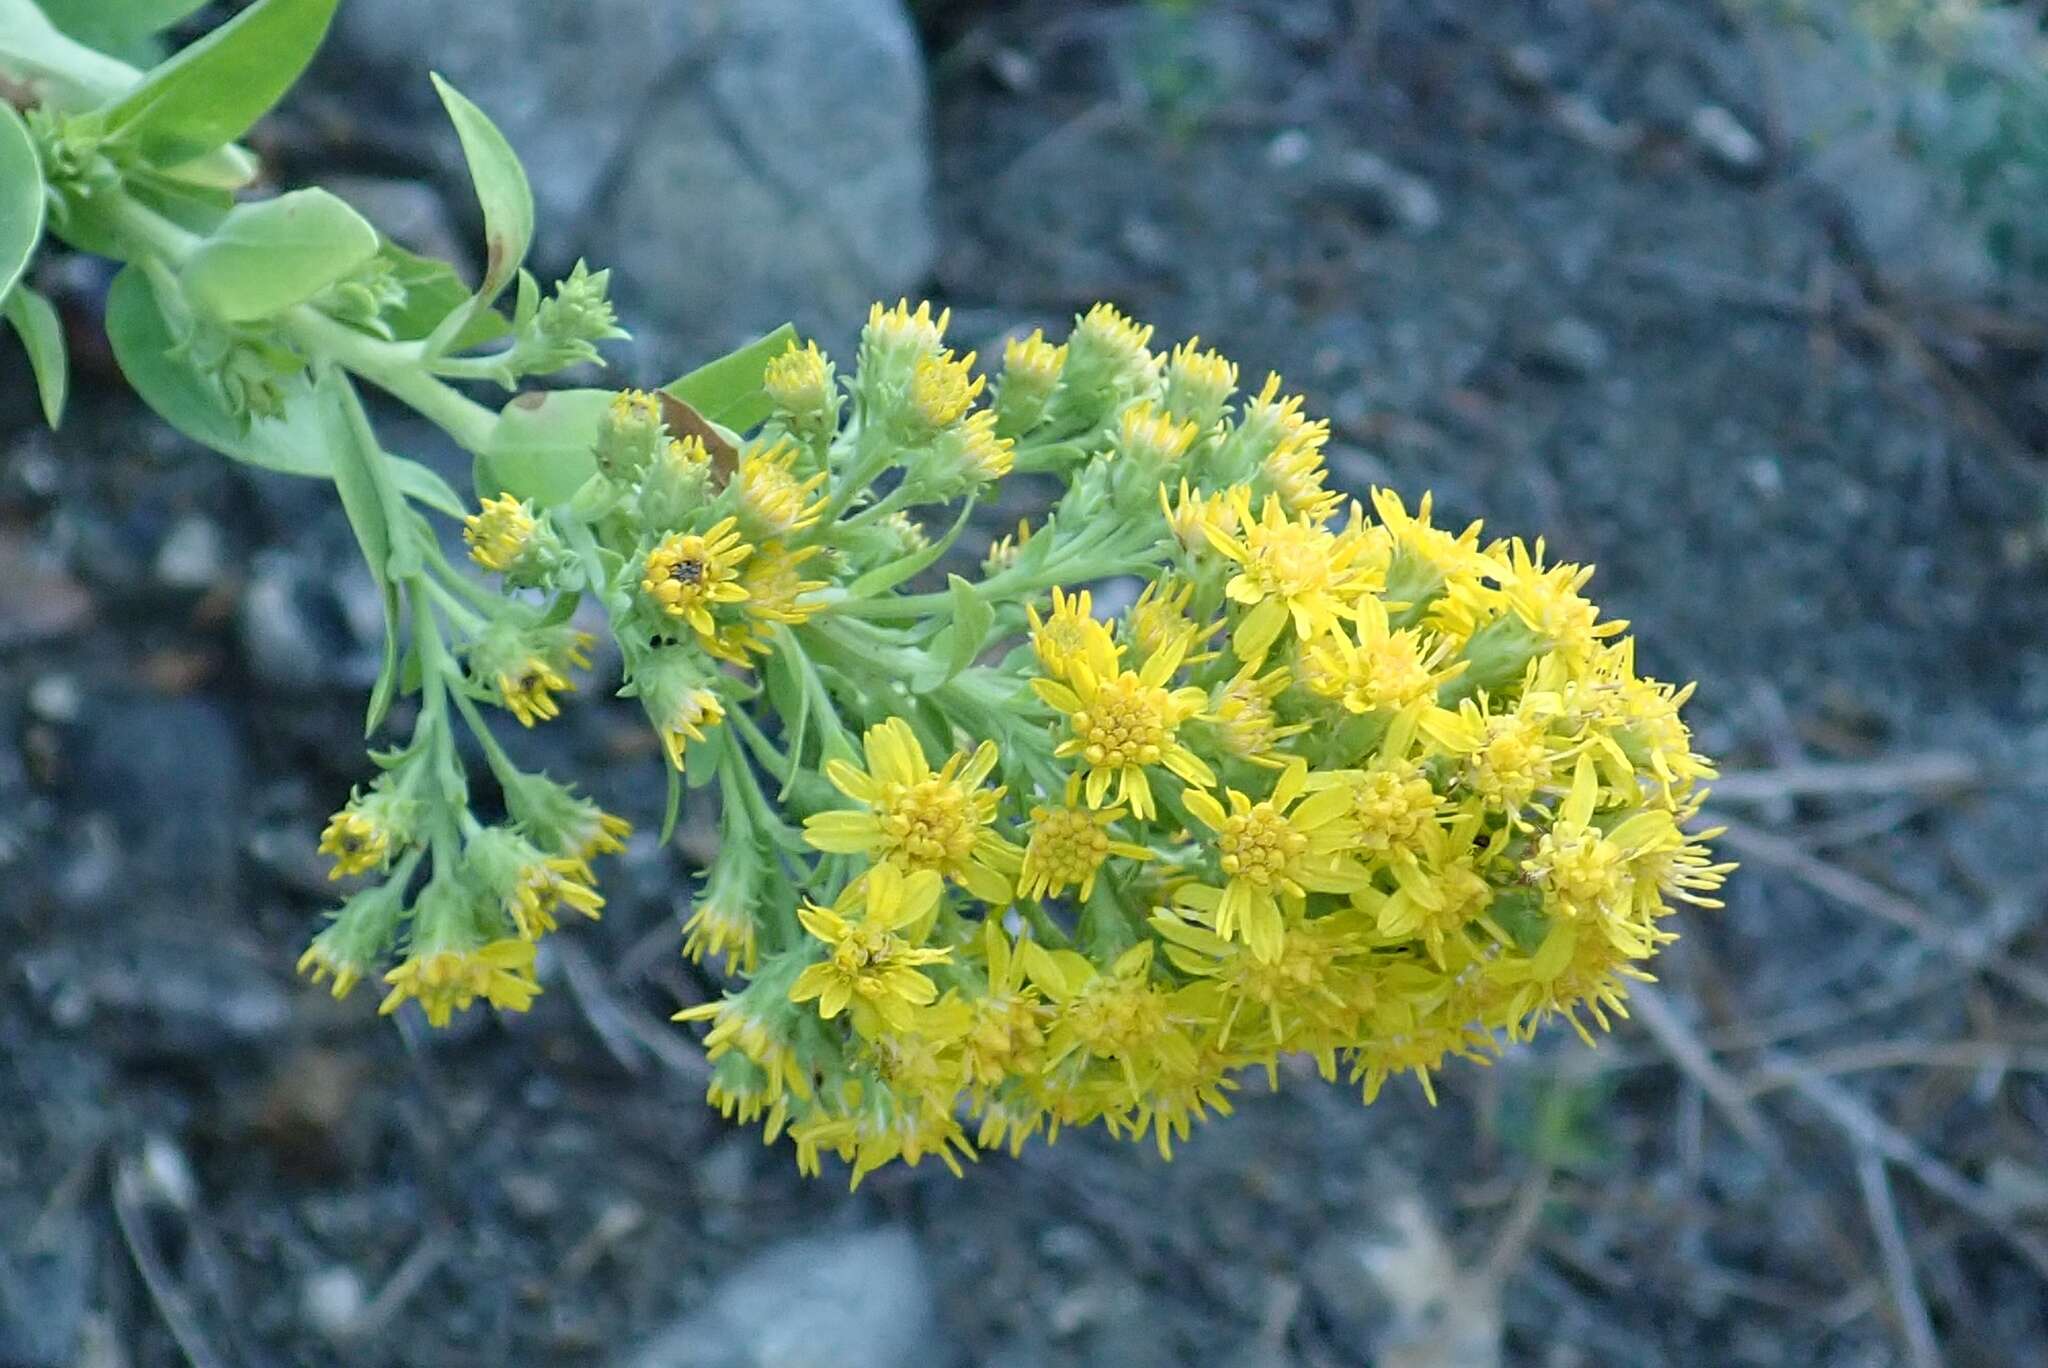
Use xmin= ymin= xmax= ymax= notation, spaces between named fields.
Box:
xmin=298 ymin=291 xmax=1722 ymax=1184
xmin=664 ymin=303 xmax=1729 ymax=1185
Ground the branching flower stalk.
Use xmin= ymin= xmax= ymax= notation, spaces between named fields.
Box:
xmin=2 ymin=0 xmax=1730 ymax=1184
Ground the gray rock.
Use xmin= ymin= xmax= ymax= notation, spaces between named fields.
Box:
xmin=0 ymin=1203 xmax=91 ymax=1368
xmin=324 ymin=174 xmax=465 ymax=266
xmin=618 ymin=1227 xmax=940 ymax=1368
xmin=153 ymin=514 xmax=227 ymax=590
xmin=1688 ymin=105 xmax=1765 ymax=177
xmin=1318 ymin=151 xmax=1444 ymax=235
xmin=1520 ymin=316 xmax=1611 ymax=380
xmin=239 ymin=549 xmax=383 ymax=693
xmin=332 ymin=0 xmax=934 ymax=360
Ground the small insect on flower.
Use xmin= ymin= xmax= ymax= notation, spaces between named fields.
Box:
xmin=317 ymin=786 xmax=416 ymax=879
xmin=642 ymin=518 xmax=753 ymax=643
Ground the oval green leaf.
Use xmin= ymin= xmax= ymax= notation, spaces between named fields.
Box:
xmin=36 ymin=0 xmax=211 ymax=60
xmin=426 ymin=72 xmax=532 ymax=343
xmin=106 ymin=267 xmax=464 ymax=513
xmin=181 ymin=187 xmax=379 ymax=322
xmin=100 ymin=0 xmax=341 ymax=167
xmin=478 ymin=388 xmax=607 ymax=507
xmin=662 ymin=323 xmax=798 ymax=433
xmin=4 ymin=285 xmax=68 ymax=427
xmin=0 ymin=103 xmax=45 ymax=305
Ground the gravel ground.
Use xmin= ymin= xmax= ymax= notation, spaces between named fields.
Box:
xmin=5 ymin=2 xmax=2048 ymax=1365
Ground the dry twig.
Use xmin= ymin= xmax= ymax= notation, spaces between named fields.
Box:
xmin=1855 ymin=1148 xmax=1946 ymax=1368
xmin=1627 ymin=984 xmax=1785 ymax=1163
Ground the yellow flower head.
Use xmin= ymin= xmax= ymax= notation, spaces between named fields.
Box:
xmin=789 ymin=863 xmax=953 ymax=1036
xmin=738 ymin=541 xmax=828 ymax=631
xmin=380 ymin=937 xmax=539 ymax=1028
xmin=1026 ymin=586 xmax=1118 ymax=680
xmin=1018 ymin=802 xmax=1153 ymax=902
xmin=1183 ymin=759 xmax=1372 ymax=961
xmin=983 ymin=518 xmax=1033 ymax=574
xmin=1115 ymin=400 xmax=1200 ymax=466
xmin=1234 ymin=373 xmax=1323 ymax=462
xmin=683 ymin=892 xmax=759 ymax=976
xmin=492 ymin=631 xmax=593 ymax=728
xmin=934 ymin=408 xmax=1015 ymax=484
xmin=865 ymin=298 xmax=951 ymax=356
xmin=467 ymin=826 xmax=604 ymax=940
xmin=1031 ymin=626 xmax=1214 ymax=820
xmin=1206 ymin=659 xmax=1307 ymax=762
xmin=320 ymin=808 xmax=391 ymax=880
xmin=318 ymin=785 xmax=418 ymax=879
xmin=296 ymin=937 xmax=370 ymax=1001
xmin=960 ymin=922 xmax=1049 ymax=1087
xmin=908 ymin=349 xmax=985 ymax=430
xmin=1163 ymin=337 xmax=1238 ymax=425
xmin=1370 ymin=487 xmax=1493 ymax=588
xmin=1160 ymin=478 xmax=1240 ymax=555
xmin=1125 ymin=576 xmax=1213 ymax=665
xmin=464 ymin=494 xmax=540 ymax=574
xmin=657 ymin=685 xmax=725 ymax=772
xmin=735 ymin=439 xmax=828 ymax=537
xmin=1305 ymin=597 xmax=1463 ymax=715
xmin=1262 ymin=429 xmax=1339 ymax=524
xmin=1023 ymin=940 xmax=1196 ymax=1096
xmin=1068 ymin=302 xmax=1157 ymax=386
xmin=1206 ymin=491 xmax=1369 ymax=663
xmin=1001 ymin=329 xmax=1067 ymax=402
xmin=805 ymin=718 xmax=1021 ymax=904
xmin=762 ymin=339 xmax=834 ymax=418
xmin=642 ymin=518 xmax=753 ymax=642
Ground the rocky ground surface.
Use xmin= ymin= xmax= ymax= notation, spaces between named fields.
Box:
xmin=6 ymin=1 xmax=2048 ymax=1365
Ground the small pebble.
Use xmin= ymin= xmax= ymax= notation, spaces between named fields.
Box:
xmin=1689 ymin=105 xmax=1765 ymax=176
xmin=302 ymin=1266 xmax=366 ymax=1339
xmin=154 ymin=516 xmax=227 ymax=591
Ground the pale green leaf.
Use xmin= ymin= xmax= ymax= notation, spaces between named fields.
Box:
xmin=107 ymin=267 xmax=470 ymax=511
xmin=478 ymin=388 xmax=607 ymax=507
xmin=0 ymin=0 xmax=140 ymax=108
xmin=101 ymin=0 xmax=341 ymax=167
xmin=36 ymin=0 xmax=211 ymax=57
xmin=663 ymin=322 xmax=798 ymax=432
xmin=4 ymin=285 xmax=68 ymax=427
xmin=181 ymin=188 xmax=379 ymax=322
xmin=845 ymin=497 xmax=978 ymax=599
xmin=424 ymin=72 xmax=532 ymax=356
xmin=0 ymin=103 xmax=44 ymax=305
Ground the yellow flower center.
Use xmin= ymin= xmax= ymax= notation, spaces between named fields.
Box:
xmin=1026 ymin=808 xmax=1112 ymax=886
xmin=1247 ymin=521 xmax=1334 ymax=598
xmin=1473 ymin=720 xmax=1550 ymax=810
xmin=875 ymin=777 xmax=978 ymax=871
xmin=1216 ymin=803 xmax=1308 ymax=887
xmin=1073 ymin=675 xmax=1175 ymax=768
xmin=1347 ymin=764 xmax=1438 ymax=854
xmin=966 ymin=995 xmax=1045 ymax=1083
xmin=1535 ymin=822 xmax=1628 ymax=915
xmin=1066 ymin=979 xmax=1168 ymax=1058
xmin=319 ymin=811 xmax=388 ymax=877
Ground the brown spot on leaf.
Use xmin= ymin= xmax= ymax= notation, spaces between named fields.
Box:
xmin=484 ymin=233 xmax=511 ymax=291
xmin=510 ymin=391 xmax=548 ymax=411
xmin=656 ymin=392 xmax=740 ymax=484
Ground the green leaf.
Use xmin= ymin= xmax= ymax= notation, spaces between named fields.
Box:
xmin=48 ymin=167 xmax=233 ymax=259
xmin=106 ymin=267 xmax=467 ymax=511
xmin=3 ymin=285 xmax=68 ymax=427
xmin=0 ymin=103 xmax=45 ymax=305
xmin=36 ymin=0 xmax=210 ymax=58
xmin=100 ymin=0 xmax=341 ymax=167
xmin=181 ymin=188 xmax=379 ymax=322
xmin=0 ymin=0 xmax=141 ymax=108
xmin=477 ymin=388 xmax=607 ymax=507
xmin=313 ymin=366 xmax=416 ymax=735
xmin=371 ymin=239 xmax=511 ymax=349
xmin=845 ymin=496 xmax=978 ymax=599
xmin=942 ymin=574 xmax=993 ymax=675
xmin=662 ymin=323 xmax=798 ymax=432
xmin=424 ymin=73 xmax=532 ymax=354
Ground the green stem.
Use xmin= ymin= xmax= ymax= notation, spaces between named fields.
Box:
xmin=286 ymin=309 xmax=499 ymax=454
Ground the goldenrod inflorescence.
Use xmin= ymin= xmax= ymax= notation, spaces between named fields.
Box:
xmin=300 ymin=299 xmax=1727 ymax=1185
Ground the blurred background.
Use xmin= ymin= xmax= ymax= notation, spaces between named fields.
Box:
xmin=6 ymin=0 xmax=2048 ymax=1364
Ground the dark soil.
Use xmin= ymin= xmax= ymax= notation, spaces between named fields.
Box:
xmin=6 ymin=2 xmax=2048 ymax=1365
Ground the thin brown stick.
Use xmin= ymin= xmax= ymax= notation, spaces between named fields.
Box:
xmin=1741 ymin=1041 xmax=2048 ymax=1099
xmin=110 ymin=1155 xmax=229 ymax=1368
